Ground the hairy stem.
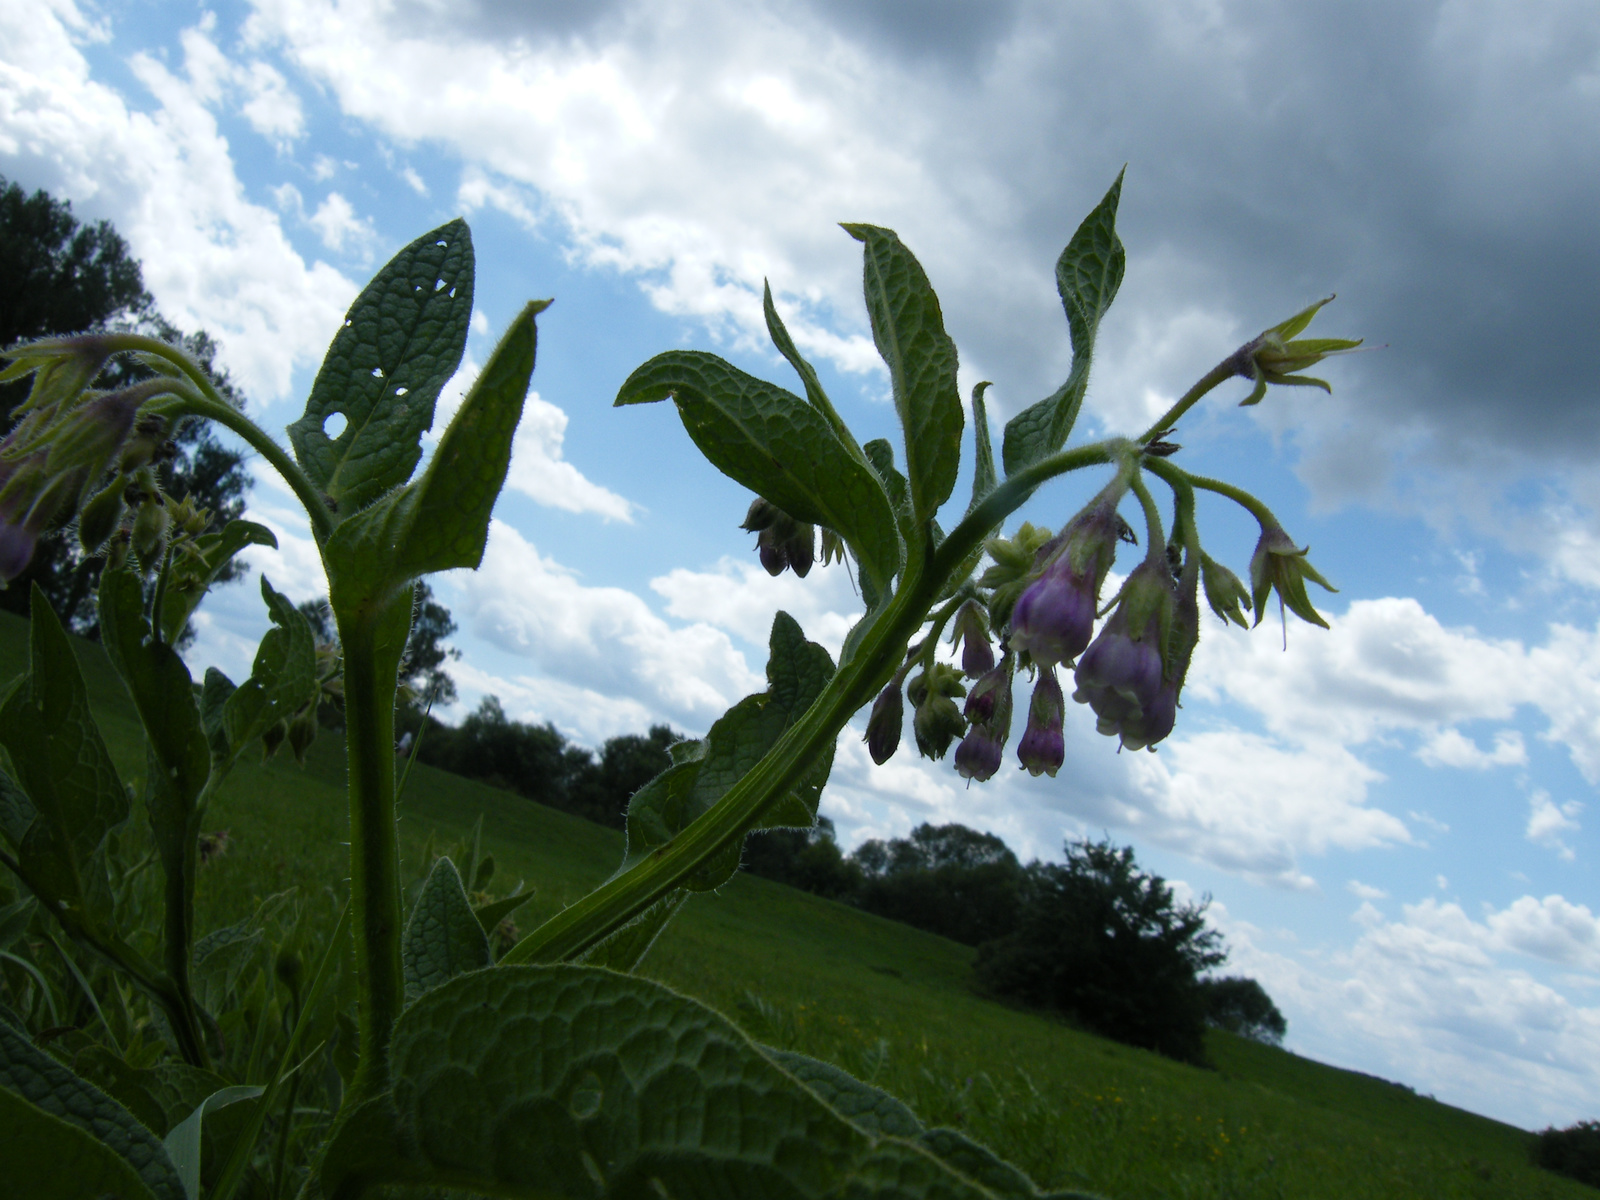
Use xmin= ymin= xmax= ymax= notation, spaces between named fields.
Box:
xmin=1129 ymin=473 xmax=1167 ymax=564
xmin=1136 ymin=352 xmax=1249 ymax=444
xmin=338 ymin=608 xmax=405 ymax=1097
xmin=1180 ymin=470 xmax=1279 ymax=528
xmin=504 ymin=440 xmax=1116 ymax=965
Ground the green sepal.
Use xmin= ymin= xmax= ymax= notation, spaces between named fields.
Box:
xmin=316 ymin=965 xmax=1010 ymax=1200
xmin=617 ymin=349 xmax=901 ymax=596
xmin=157 ymin=519 xmax=276 ymax=644
xmin=1003 ymin=171 xmax=1126 ymax=476
xmin=402 ymin=856 xmax=491 ymax=1003
xmin=217 ymin=578 xmax=318 ymax=770
xmin=289 ymin=219 xmax=475 ymax=515
xmin=0 ymin=1018 xmax=185 ymax=1200
xmin=843 ymin=223 xmax=963 ymax=524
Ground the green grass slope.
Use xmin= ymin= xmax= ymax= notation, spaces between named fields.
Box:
xmin=0 ymin=607 xmax=1583 ymax=1199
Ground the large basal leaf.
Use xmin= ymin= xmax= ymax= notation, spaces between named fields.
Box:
xmin=317 ymin=965 xmax=1010 ymax=1200
xmin=843 ymin=224 xmax=963 ymax=525
xmin=218 ymin=578 xmax=318 ymax=766
xmin=1002 ymin=172 xmax=1126 ymax=476
xmin=0 ymin=587 xmax=128 ymax=924
xmin=622 ymin=612 xmax=835 ymax=893
xmin=0 ymin=1086 xmax=160 ymax=1200
xmin=616 ymin=350 xmax=901 ymax=596
xmin=0 ymin=1018 xmax=185 ymax=1200
xmin=402 ymin=856 xmax=491 ymax=1003
xmin=289 ymin=219 xmax=475 ymax=515
xmin=158 ymin=519 xmax=277 ymax=644
xmin=320 ymin=300 xmax=544 ymax=611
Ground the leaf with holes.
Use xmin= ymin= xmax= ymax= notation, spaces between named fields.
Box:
xmin=0 ymin=1018 xmax=185 ymax=1200
xmin=843 ymin=224 xmax=963 ymax=525
xmin=616 ymin=351 xmax=901 ymax=596
xmin=403 ymin=857 xmax=490 ymax=1002
xmin=288 ymin=219 xmax=474 ymax=514
xmin=317 ymin=965 xmax=1011 ymax=1199
xmin=320 ymin=300 xmax=544 ymax=612
xmin=1002 ymin=172 xmax=1126 ymax=476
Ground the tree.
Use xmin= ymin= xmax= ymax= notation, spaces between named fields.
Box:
xmin=742 ymin=816 xmax=863 ymax=900
xmin=399 ymin=580 xmax=461 ymax=706
xmin=0 ymin=175 xmax=251 ymax=635
xmin=1199 ymin=975 xmax=1286 ymax=1044
xmin=974 ymin=838 xmax=1226 ymax=1063
xmin=847 ymin=822 xmax=1026 ymax=947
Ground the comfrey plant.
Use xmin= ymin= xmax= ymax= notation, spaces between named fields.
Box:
xmin=0 ymin=175 xmax=1355 ymax=1199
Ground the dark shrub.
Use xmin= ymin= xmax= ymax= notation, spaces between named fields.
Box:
xmin=1199 ymin=975 xmax=1287 ymax=1044
xmin=1534 ymin=1120 xmax=1600 ymax=1188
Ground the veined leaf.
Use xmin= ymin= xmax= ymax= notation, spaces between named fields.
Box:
xmin=320 ymin=300 xmax=545 ymax=610
xmin=1003 ymin=171 xmax=1126 ymax=476
xmin=218 ymin=578 xmax=317 ymax=767
xmin=969 ymin=382 xmax=997 ymax=509
xmin=0 ymin=588 xmax=127 ymax=926
xmin=0 ymin=1018 xmax=185 ymax=1200
xmin=289 ymin=219 xmax=475 ymax=514
xmin=158 ymin=519 xmax=276 ymax=644
xmin=622 ymin=612 xmax=835 ymax=894
xmin=764 ymin=1047 xmax=924 ymax=1139
xmin=616 ymin=350 xmax=901 ymax=595
xmin=843 ymin=224 xmax=963 ymax=524
xmin=317 ymin=966 xmax=1009 ymax=1200
xmin=0 ymin=1086 xmax=161 ymax=1200
xmin=402 ymin=856 xmax=490 ymax=1002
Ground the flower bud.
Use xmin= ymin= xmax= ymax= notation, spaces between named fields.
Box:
xmin=949 ymin=599 xmax=995 ymax=678
xmin=909 ymin=663 xmax=967 ymax=761
xmin=0 ymin=518 xmax=37 ymax=584
xmin=288 ymin=708 xmax=318 ymax=765
xmin=132 ymin=495 xmax=170 ymax=567
xmin=1007 ymin=487 xmax=1132 ymax=669
xmin=1017 ymin=668 xmax=1066 ymax=777
xmin=1072 ymin=561 xmax=1175 ymax=750
xmin=77 ymin=482 xmax=127 ymax=555
xmin=1201 ymin=553 xmax=1251 ymax=628
xmin=743 ymin=497 xmax=816 ymax=578
xmin=954 ymin=724 xmax=1004 ymax=782
xmin=963 ymin=661 xmax=1010 ymax=725
xmin=864 ymin=680 xmax=905 ymax=765
xmin=261 ymin=719 xmax=288 ymax=760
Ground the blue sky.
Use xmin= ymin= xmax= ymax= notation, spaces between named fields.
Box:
xmin=4 ymin=0 xmax=1599 ymax=1130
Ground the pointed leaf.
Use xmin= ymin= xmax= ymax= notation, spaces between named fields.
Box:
xmin=843 ymin=224 xmax=963 ymax=523
xmin=320 ymin=300 xmax=544 ymax=609
xmin=579 ymin=890 xmax=689 ymax=973
xmin=161 ymin=1084 xmax=263 ymax=1200
xmin=318 ymin=966 xmax=1007 ymax=1200
xmin=616 ymin=350 xmax=901 ymax=595
xmin=1003 ymin=171 xmax=1126 ymax=475
xmin=158 ymin=519 xmax=276 ymax=645
xmin=0 ymin=1086 xmax=161 ymax=1200
xmin=219 ymin=578 xmax=317 ymax=766
xmin=0 ymin=1018 xmax=185 ymax=1200
xmin=402 ymin=856 xmax=491 ymax=1002
xmin=969 ymin=382 xmax=997 ymax=509
xmin=289 ymin=220 xmax=475 ymax=514
xmin=473 ymin=888 xmax=536 ymax=935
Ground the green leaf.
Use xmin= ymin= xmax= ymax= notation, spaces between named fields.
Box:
xmin=762 ymin=282 xmax=867 ymax=462
xmin=318 ymin=965 xmax=1007 ymax=1200
xmin=0 ymin=1086 xmax=160 ymax=1200
xmin=764 ymin=1048 xmax=924 ymax=1139
xmin=320 ymin=299 xmax=545 ymax=609
xmin=218 ymin=579 xmax=317 ymax=768
xmin=0 ymin=1018 xmax=185 ymax=1200
xmin=199 ymin=668 xmax=235 ymax=762
xmin=289 ymin=219 xmax=475 ymax=515
xmin=843 ymin=224 xmax=963 ymax=523
xmin=622 ymin=612 xmax=835 ymax=893
xmin=473 ymin=888 xmax=535 ymax=935
xmin=1002 ymin=171 xmax=1126 ymax=476
xmin=162 ymin=1084 xmax=263 ymax=1200
xmin=616 ymin=350 xmax=901 ymax=596
xmin=0 ymin=587 xmax=128 ymax=926
xmin=402 ymin=856 xmax=491 ymax=1003
xmin=158 ymin=519 xmax=276 ymax=644
xmin=578 ymin=890 xmax=689 ymax=973
xmin=969 ymin=382 xmax=997 ymax=510
xmin=191 ymin=889 xmax=294 ymax=1012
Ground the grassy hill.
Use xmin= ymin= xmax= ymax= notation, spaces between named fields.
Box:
xmin=0 ymin=607 xmax=1585 ymax=1199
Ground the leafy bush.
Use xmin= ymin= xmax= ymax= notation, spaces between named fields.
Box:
xmin=1534 ymin=1120 xmax=1600 ymax=1188
xmin=975 ymin=839 xmax=1225 ymax=1064
xmin=1200 ymin=975 xmax=1287 ymax=1045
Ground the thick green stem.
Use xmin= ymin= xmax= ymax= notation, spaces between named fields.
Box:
xmin=1129 ymin=473 xmax=1167 ymax=564
xmin=504 ymin=441 xmax=1116 ymax=966
xmin=339 ymin=612 xmax=404 ymax=1097
xmin=1137 ymin=354 xmax=1247 ymax=443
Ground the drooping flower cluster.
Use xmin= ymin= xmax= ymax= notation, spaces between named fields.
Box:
xmin=0 ymin=336 xmax=184 ymax=583
xmin=741 ymin=497 xmax=816 ymax=578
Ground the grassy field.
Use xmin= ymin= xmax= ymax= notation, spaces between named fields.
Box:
xmin=0 ymin=606 xmax=1586 ymax=1199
